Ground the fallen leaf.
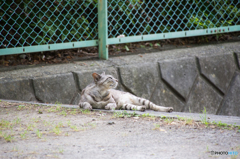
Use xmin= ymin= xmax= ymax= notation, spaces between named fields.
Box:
xmin=210 ymin=125 xmax=216 ymax=129
xmin=159 ymin=128 xmax=167 ymax=133
xmin=125 ymin=45 xmax=129 ymax=51
xmin=171 ymin=122 xmax=179 ymax=125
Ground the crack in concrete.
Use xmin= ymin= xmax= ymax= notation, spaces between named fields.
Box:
xmin=30 ymin=78 xmax=44 ymax=103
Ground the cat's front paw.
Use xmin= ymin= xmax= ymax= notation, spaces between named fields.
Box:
xmin=79 ymin=102 xmax=92 ymax=111
xmin=167 ymin=107 xmax=173 ymax=113
xmin=105 ymin=103 xmax=117 ymax=110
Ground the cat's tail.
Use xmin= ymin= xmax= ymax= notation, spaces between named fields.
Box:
xmin=133 ymin=96 xmax=173 ymax=112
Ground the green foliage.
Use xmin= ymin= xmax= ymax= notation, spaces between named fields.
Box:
xmin=81 ymin=109 xmax=91 ymax=114
xmin=164 ymin=117 xmax=174 ymax=124
xmin=0 ymin=119 xmax=12 ymax=129
xmin=108 ymin=0 xmax=240 ymax=37
xmin=59 ymin=110 xmax=67 ymax=117
xmin=0 ymin=131 xmax=15 ymax=142
xmin=141 ymin=113 xmax=151 ymax=117
xmin=161 ymin=116 xmax=167 ymax=119
xmin=1 ymin=0 xmax=98 ymax=47
xmin=69 ymin=109 xmax=78 ymax=115
xmin=113 ymin=110 xmax=139 ymax=118
xmin=52 ymin=126 xmax=62 ymax=135
xmin=153 ymin=123 xmax=160 ymax=130
xmin=186 ymin=1 xmax=240 ymax=29
xmin=1 ymin=0 xmax=239 ymax=48
xmin=200 ymin=107 xmax=209 ymax=126
xmin=2 ymin=133 xmax=15 ymax=142
xmin=17 ymin=105 xmax=26 ymax=110
xmin=35 ymin=129 xmax=42 ymax=138
xmin=211 ymin=121 xmax=239 ymax=130
xmin=20 ymin=130 xmax=28 ymax=139
xmin=69 ymin=124 xmax=80 ymax=131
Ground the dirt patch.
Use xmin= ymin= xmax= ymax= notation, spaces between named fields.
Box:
xmin=0 ymin=101 xmax=240 ymax=159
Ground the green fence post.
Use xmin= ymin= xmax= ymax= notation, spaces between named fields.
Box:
xmin=98 ymin=0 xmax=108 ymax=60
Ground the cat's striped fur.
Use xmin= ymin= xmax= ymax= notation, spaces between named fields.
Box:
xmin=79 ymin=72 xmax=173 ymax=112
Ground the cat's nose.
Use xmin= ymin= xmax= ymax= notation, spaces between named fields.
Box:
xmin=116 ymin=79 xmax=118 ymax=82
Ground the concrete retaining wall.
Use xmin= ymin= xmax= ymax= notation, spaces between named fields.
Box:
xmin=0 ymin=42 xmax=240 ymax=116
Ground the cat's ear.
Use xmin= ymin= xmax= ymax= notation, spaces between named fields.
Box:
xmin=92 ymin=73 xmax=101 ymax=83
xmin=101 ymin=72 xmax=105 ymax=76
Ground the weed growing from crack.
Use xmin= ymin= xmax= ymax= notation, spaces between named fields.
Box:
xmin=0 ymin=119 xmax=12 ymax=129
xmin=55 ymin=101 xmax=62 ymax=105
xmin=36 ymin=129 xmax=42 ymax=138
xmin=52 ymin=126 xmax=62 ymax=135
xmin=84 ymin=122 xmax=97 ymax=128
xmin=113 ymin=110 xmax=139 ymax=118
xmin=59 ymin=110 xmax=67 ymax=117
xmin=65 ymin=132 xmax=69 ymax=136
xmin=2 ymin=133 xmax=15 ymax=142
xmin=153 ymin=123 xmax=160 ymax=130
xmin=11 ymin=146 xmax=18 ymax=152
xmin=206 ymin=146 xmax=209 ymax=152
xmin=211 ymin=121 xmax=240 ymax=130
xmin=81 ymin=109 xmax=91 ymax=114
xmin=185 ymin=118 xmax=194 ymax=125
xmin=46 ymin=105 xmax=63 ymax=113
xmin=57 ymin=122 xmax=64 ymax=128
xmin=32 ymin=117 xmax=40 ymax=123
xmin=69 ymin=109 xmax=78 ymax=115
xmin=67 ymin=120 xmax=71 ymax=126
xmin=176 ymin=116 xmax=194 ymax=125
xmin=27 ymin=124 xmax=34 ymax=131
xmin=43 ymin=120 xmax=52 ymax=127
xmin=69 ymin=125 xmax=79 ymax=131
xmin=212 ymin=121 xmax=228 ymax=129
xmin=113 ymin=111 xmax=125 ymax=118
xmin=141 ymin=113 xmax=151 ymax=117
xmin=17 ymin=105 xmax=25 ymax=110
xmin=164 ymin=118 xmax=174 ymax=124
xmin=38 ymin=109 xmax=43 ymax=114
xmin=56 ymin=106 xmax=62 ymax=111
xmin=200 ymin=107 xmax=209 ymax=126
xmin=20 ymin=130 xmax=28 ymax=139
xmin=13 ymin=117 xmax=21 ymax=125
xmin=59 ymin=148 xmax=64 ymax=154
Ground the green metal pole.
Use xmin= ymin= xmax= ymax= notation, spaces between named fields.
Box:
xmin=98 ymin=0 xmax=108 ymax=60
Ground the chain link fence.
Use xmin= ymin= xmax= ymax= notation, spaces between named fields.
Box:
xmin=0 ymin=0 xmax=98 ymax=48
xmin=0 ymin=0 xmax=240 ymax=59
xmin=108 ymin=0 xmax=240 ymax=37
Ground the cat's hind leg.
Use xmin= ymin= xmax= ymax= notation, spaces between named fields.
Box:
xmin=134 ymin=97 xmax=173 ymax=112
xmin=121 ymin=103 xmax=146 ymax=112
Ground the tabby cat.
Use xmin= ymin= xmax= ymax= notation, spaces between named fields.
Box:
xmin=79 ymin=72 xmax=173 ymax=112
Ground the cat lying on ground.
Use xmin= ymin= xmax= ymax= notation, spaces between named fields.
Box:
xmin=79 ymin=72 xmax=173 ymax=112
